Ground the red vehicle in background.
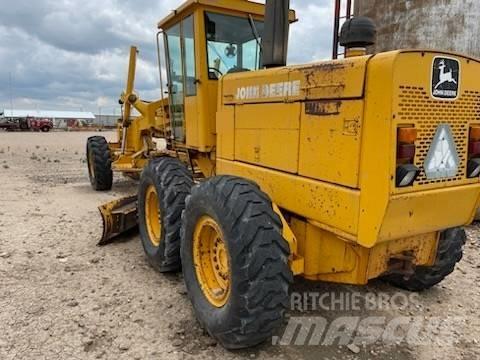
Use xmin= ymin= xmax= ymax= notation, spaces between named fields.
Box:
xmin=28 ymin=117 xmax=54 ymax=132
xmin=0 ymin=117 xmax=53 ymax=132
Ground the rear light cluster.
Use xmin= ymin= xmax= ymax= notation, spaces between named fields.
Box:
xmin=396 ymin=126 xmax=420 ymax=187
xmin=467 ymin=126 xmax=480 ymax=178
xmin=395 ymin=125 xmax=480 ymax=187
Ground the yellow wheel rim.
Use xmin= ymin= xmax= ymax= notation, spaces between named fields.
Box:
xmin=193 ymin=216 xmax=231 ymax=307
xmin=145 ymin=185 xmax=162 ymax=247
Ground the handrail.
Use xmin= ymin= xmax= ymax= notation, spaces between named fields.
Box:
xmin=156 ymin=30 xmax=173 ymax=144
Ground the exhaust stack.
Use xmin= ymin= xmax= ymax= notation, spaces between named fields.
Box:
xmin=262 ymin=0 xmax=290 ymax=68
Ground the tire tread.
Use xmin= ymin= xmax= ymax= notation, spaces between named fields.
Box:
xmin=181 ymin=176 xmax=293 ymax=349
xmin=139 ymin=157 xmax=193 ymax=272
xmin=87 ymin=136 xmax=112 ymax=191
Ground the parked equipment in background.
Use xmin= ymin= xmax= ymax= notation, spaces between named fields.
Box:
xmin=86 ymin=0 xmax=480 ymax=349
xmin=0 ymin=119 xmax=19 ymax=131
xmin=0 ymin=117 xmax=53 ymax=132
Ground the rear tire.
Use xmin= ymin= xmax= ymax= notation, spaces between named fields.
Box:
xmin=86 ymin=136 xmax=113 ymax=191
xmin=384 ymin=227 xmax=466 ymax=291
xmin=181 ymin=176 xmax=293 ymax=349
xmin=138 ymin=157 xmax=193 ymax=272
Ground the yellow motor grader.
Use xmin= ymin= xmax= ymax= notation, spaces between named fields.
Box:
xmin=86 ymin=0 xmax=480 ymax=349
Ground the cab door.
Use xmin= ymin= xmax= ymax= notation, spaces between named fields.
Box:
xmin=165 ymin=14 xmax=198 ymax=145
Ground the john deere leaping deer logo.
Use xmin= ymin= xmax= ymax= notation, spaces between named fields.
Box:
xmin=435 ymin=60 xmax=457 ymax=89
xmin=432 ymin=57 xmax=460 ymax=99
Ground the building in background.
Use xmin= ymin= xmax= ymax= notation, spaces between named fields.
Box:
xmin=355 ymin=0 xmax=480 ymax=58
xmin=94 ymin=114 xmax=119 ymax=128
xmin=1 ymin=109 xmax=122 ymax=129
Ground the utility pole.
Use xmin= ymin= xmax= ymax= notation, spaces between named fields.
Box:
xmin=8 ymin=72 xmax=14 ymax=113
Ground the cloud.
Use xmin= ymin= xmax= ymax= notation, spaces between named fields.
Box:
xmin=0 ymin=0 xmax=334 ymax=113
xmin=289 ymin=0 xmax=334 ymax=63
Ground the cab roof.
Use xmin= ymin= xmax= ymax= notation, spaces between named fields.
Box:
xmin=157 ymin=0 xmax=297 ymax=30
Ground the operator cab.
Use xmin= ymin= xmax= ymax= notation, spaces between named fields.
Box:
xmin=157 ymin=0 xmax=295 ymax=150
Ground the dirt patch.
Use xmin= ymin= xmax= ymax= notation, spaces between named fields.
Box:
xmin=0 ymin=131 xmax=479 ymax=359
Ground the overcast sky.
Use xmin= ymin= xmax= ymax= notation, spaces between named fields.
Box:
xmin=0 ymin=0 xmax=334 ymax=115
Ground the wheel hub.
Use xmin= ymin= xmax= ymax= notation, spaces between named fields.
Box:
xmin=145 ymin=185 xmax=162 ymax=247
xmin=193 ymin=216 xmax=231 ymax=307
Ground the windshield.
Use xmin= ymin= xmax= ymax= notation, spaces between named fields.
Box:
xmin=205 ymin=12 xmax=264 ymax=79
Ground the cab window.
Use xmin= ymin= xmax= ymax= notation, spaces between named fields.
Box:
xmin=183 ymin=15 xmax=196 ymax=96
xmin=205 ymin=12 xmax=264 ymax=79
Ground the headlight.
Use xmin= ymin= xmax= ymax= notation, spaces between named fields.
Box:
xmin=396 ymin=164 xmax=420 ymax=187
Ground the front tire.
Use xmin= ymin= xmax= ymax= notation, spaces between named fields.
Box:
xmin=86 ymin=136 xmax=113 ymax=191
xmin=384 ymin=227 xmax=466 ymax=291
xmin=41 ymin=126 xmax=50 ymax=132
xmin=181 ymin=176 xmax=293 ymax=349
xmin=138 ymin=157 xmax=193 ymax=272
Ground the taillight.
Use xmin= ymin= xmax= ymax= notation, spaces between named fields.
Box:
xmin=467 ymin=126 xmax=480 ymax=178
xmin=396 ymin=126 xmax=420 ymax=187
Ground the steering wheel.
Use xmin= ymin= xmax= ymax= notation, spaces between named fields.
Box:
xmin=208 ymin=67 xmax=224 ymax=77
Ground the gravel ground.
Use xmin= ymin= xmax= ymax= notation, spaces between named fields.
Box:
xmin=0 ymin=131 xmax=479 ymax=360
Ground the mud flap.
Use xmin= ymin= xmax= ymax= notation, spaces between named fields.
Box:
xmin=98 ymin=196 xmax=138 ymax=245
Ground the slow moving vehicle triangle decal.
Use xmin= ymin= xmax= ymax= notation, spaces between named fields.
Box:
xmin=424 ymin=124 xmax=460 ymax=180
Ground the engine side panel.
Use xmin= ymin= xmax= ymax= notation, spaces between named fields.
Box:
xmin=299 ymin=100 xmax=364 ymax=188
